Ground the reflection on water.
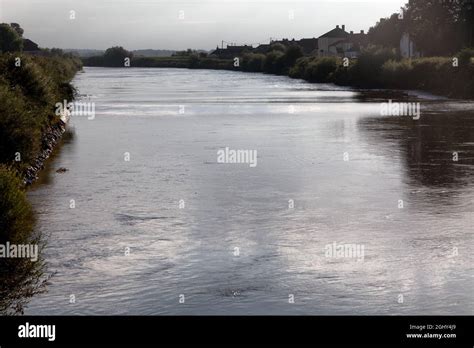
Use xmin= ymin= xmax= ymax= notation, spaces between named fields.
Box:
xmin=357 ymin=108 xmax=474 ymax=197
xmin=20 ymin=68 xmax=474 ymax=315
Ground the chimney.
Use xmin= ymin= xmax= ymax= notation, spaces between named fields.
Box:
xmin=360 ymin=30 xmax=365 ymax=34
xmin=350 ymin=31 xmax=354 ymax=35
xmin=342 ymin=25 xmax=346 ymax=31
xmin=336 ymin=25 xmax=340 ymax=29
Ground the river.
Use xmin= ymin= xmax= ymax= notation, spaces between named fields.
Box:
xmin=25 ymin=67 xmax=473 ymax=315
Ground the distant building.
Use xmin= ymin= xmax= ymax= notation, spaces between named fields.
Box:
xmin=400 ymin=32 xmax=421 ymax=58
xmin=256 ymin=38 xmax=318 ymax=56
xmin=209 ymin=45 xmax=252 ymax=59
xmin=212 ymin=25 xmax=368 ymax=60
xmin=253 ymin=44 xmax=271 ymax=54
xmin=318 ymin=25 xmax=367 ymax=58
xmin=269 ymin=38 xmax=296 ymax=47
xmin=22 ymin=38 xmax=40 ymax=52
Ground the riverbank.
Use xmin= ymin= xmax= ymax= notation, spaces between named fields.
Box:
xmin=0 ymin=53 xmax=81 ymax=181
xmin=83 ymin=47 xmax=474 ymax=99
xmin=23 ymin=120 xmax=67 ymax=186
xmin=0 ymin=53 xmax=81 ymax=314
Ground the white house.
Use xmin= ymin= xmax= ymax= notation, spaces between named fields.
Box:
xmin=318 ymin=25 xmax=349 ymax=56
xmin=400 ymin=32 xmax=421 ymax=58
xmin=318 ymin=25 xmax=368 ymax=58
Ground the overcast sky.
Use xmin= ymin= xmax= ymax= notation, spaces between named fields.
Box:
xmin=1 ymin=0 xmax=407 ymax=50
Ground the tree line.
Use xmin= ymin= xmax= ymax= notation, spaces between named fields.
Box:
xmin=368 ymin=0 xmax=474 ymax=56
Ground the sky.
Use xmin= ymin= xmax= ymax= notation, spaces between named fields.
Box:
xmin=1 ymin=0 xmax=407 ymax=50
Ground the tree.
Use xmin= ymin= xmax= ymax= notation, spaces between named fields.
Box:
xmin=242 ymin=53 xmax=265 ymax=72
xmin=263 ymin=50 xmax=285 ymax=74
xmin=270 ymin=43 xmax=286 ymax=52
xmin=283 ymin=45 xmax=304 ymax=67
xmin=369 ymin=1 xmax=473 ymax=56
xmin=0 ymin=23 xmax=23 ymax=53
xmin=460 ymin=1 xmax=474 ymax=48
xmin=103 ymin=46 xmax=133 ymax=67
xmin=173 ymin=49 xmax=198 ymax=57
xmin=404 ymin=0 xmax=463 ymax=55
xmin=10 ymin=23 xmax=24 ymax=37
xmin=368 ymin=13 xmax=404 ymax=49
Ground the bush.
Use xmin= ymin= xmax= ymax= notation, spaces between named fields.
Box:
xmin=262 ymin=50 xmax=285 ymax=74
xmin=0 ymin=166 xmax=34 ymax=244
xmin=269 ymin=43 xmax=286 ymax=53
xmin=82 ymin=55 xmax=105 ymax=67
xmin=283 ymin=45 xmax=304 ymax=68
xmin=0 ymin=54 xmax=81 ymax=170
xmin=0 ymin=166 xmax=48 ymax=315
xmin=0 ymin=84 xmax=40 ymax=165
xmin=348 ymin=46 xmax=398 ymax=87
xmin=0 ymin=23 xmax=23 ymax=53
xmin=289 ymin=57 xmax=313 ymax=78
xmin=304 ymin=57 xmax=338 ymax=82
xmin=377 ymin=57 xmax=471 ymax=98
xmin=242 ymin=53 xmax=265 ymax=72
xmin=131 ymin=56 xmax=191 ymax=68
xmin=0 ymin=55 xmax=54 ymax=107
xmin=458 ymin=48 xmax=474 ymax=67
xmin=191 ymin=57 xmax=234 ymax=70
xmin=188 ymin=54 xmax=200 ymax=68
xmin=103 ymin=46 xmax=133 ymax=67
xmin=411 ymin=57 xmax=453 ymax=92
xmin=380 ymin=59 xmax=414 ymax=88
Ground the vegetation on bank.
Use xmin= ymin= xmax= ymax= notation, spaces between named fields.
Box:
xmin=0 ymin=166 xmax=34 ymax=245
xmin=0 ymin=53 xmax=82 ymax=171
xmin=83 ymin=46 xmax=236 ymax=70
xmin=0 ymin=165 xmax=48 ymax=315
xmin=83 ymin=44 xmax=474 ymax=99
xmin=288 ymin=48 xmax=474 ymax=99
xmin=0 ymin=22 xmax=82 ymax=314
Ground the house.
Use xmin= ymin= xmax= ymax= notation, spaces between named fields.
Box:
xmin=209 ymin=45 xmax=252 ymax=59
xmin=255 ymin=38 xmax=318 ymax=56
xmin=270 ymin=38 xmax=295 ymax=47
xmin=327 ymin=39 xmax=353 ymax=57
xmin=400 ymin=32 xmax=421 ymax=58
xmin=318 ymin=25 xmax=368 ymax=58
xmin=22 ymin=38 xmax=40 ymax=52
xmin=327 ymin=30 xmax=368 ymax=58
xmin=318 ymin=25 xmax=350 ymax=56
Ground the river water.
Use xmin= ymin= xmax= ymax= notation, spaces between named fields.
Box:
xmin=25 ymin=67 xmax=473 ymax=315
